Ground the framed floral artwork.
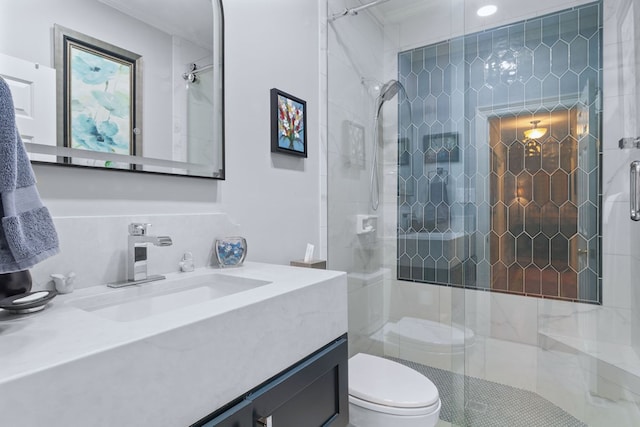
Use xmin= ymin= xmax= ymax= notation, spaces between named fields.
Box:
xmin=270 ymin=88 xmax=307 ymax=157
xmin=54 ymin=25 xmax=142 ymax=165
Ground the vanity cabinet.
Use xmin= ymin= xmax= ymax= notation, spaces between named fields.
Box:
xmin=195 ymin=335 xmax=348 ymax=427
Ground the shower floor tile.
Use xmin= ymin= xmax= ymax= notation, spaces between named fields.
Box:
xmin=387 ymin=357 xmax=587 ymax=427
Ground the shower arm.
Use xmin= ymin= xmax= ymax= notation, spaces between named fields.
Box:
xmin=185 ymin=63 xmax=213 ymax=76
xmin=182 ymin=63 xmax=214 ymax=82
xmin=329 ymin=0 xmax=392 ymax=21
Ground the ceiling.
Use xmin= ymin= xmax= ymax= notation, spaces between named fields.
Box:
xmin=99 ymin=0 xmax=213 ymax=50
xmin=365 ymin=0 xmax=438 ymax=23
xmin=333 ymin=0 xmax=435 ymax=24
xmin=340 ymin=0 xmax=529 ymax=32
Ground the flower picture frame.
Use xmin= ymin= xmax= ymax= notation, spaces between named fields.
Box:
xmin=270 ymin=88 xmax=307 ymax=157
xmin=54 ymin=25 xmax=142 ymax=166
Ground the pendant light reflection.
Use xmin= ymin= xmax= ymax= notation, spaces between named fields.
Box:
xmin=523 ymin=120 xmax=546 ymax=157
xmin=523 ymin=120 xmax=547 ymax=140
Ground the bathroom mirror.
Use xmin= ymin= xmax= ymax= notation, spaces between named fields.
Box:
xmin=0 ymin=0 xmax=224 ymax=179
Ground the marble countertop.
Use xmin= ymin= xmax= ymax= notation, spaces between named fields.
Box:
xmin=0 ymin=262 xmax=348 ymax=426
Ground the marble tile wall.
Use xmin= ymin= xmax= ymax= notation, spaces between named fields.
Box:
xmin=326 ymin=1 xmax=640 ymax=425
xmin=330 ymin=2 xmax=640 ymax=422
xmin=327 ymin=0 xmax=391 ymax=355
xmin=372 ymin=0 xmax=635 ymax=346
xmin=327 ymin=7 xmax=640 ymax=422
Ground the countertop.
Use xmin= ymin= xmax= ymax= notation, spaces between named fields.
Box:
xmin=0 ymin=262 xmax=348 ymax=426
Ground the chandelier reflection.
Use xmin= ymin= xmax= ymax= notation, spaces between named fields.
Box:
xmin=523 ymin=120 xmax=547 ymax=140
xmin=484 ymin=42 xmax=519 ymax=87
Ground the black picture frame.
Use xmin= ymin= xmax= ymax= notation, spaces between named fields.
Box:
xmin=270 ymin=88 xmax=307 ymax=157
xmin=423 ymin=132 xmax=459 ymax=163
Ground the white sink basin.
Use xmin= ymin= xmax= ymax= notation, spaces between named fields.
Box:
xmin=68 ymin=273 xmax=271 ymax=322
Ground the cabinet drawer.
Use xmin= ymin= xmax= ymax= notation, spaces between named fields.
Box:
xmin=193 ymin=335 xmax=348 ymax=427
xmin=251 ymin=337 xmax=348 ymax=426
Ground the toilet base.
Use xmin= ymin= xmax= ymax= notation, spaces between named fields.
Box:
xmin=349 ymin=399 xmax=441 ymax=427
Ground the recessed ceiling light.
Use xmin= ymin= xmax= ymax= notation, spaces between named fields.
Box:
xmin=477 ymin=5 xmax=497 ymax=17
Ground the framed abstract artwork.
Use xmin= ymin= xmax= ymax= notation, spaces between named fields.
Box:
xmin=55 ymin=25 xmax=142 ymax=164
xmin=270 ymin=88 xmax=307 ymax=157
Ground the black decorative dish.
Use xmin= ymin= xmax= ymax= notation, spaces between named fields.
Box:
xmin=0 ymin=290 xmax=57 ymax=314
xmin=0 ymin=270 xmax=33 ymax=299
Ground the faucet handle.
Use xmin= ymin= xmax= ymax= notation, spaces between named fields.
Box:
xmin=129 ymin=223 xmax=151 ymax=236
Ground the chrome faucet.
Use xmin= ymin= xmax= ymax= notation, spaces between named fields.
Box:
xmin=108 ymin=223 xmax=173 ymax=288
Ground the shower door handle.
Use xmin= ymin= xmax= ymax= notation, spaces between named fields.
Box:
xmin=619 ymin=137 xmax=640 ymax=148
xmin=631 ymin=161 xmax=640 ymax=221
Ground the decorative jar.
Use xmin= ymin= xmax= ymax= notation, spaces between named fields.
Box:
xmin=215 ymin=237 xmax=247 ymax=267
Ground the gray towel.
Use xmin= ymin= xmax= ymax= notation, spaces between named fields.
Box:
xmin=0 ymin=77 xmax=59 ymax=273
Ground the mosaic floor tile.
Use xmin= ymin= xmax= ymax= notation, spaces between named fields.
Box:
xmin=388 ymin=357 xmax=586 ymax=427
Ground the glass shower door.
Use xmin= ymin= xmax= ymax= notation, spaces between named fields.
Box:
xmin=328 ymin=0 xmax=640 ymax=425
xmin=187 ymin=66 xmax=216 ymax=169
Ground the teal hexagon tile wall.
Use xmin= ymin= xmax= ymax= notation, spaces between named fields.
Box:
xmin=397 ymin=2 xmax=602 ymax=303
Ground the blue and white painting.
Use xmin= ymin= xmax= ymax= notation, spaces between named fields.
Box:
xmin=69 ymin=44 xmax=132 ymax=155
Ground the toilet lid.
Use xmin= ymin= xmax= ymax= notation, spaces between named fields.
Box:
xmin=348 ymin=353 xmax=439 ymax=408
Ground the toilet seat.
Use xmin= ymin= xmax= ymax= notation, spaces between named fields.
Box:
xmin=348 ymin=353 xmax=440 ymax=416
xmin=348 ymin=394 xmax=441 ymax=416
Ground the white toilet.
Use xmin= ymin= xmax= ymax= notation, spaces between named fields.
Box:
xmin=348 ymin=353 xmax=441 ymax=427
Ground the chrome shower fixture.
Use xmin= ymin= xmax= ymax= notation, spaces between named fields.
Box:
xmin=182 ymin=63 xmax=213 ymax=84
xmin=361 ymin=77 xmax=383 ymax=96
xmin=375 ymin=79 xmax=405 ymax=117
xmin=370 ymin=79 xmax=407 ymax=211
xmin=329 ymin=0 xmax=392 ymax=21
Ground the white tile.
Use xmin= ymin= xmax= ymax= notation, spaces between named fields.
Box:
xmin=489 ymin=292 xmax=539 ymax=346
xmin=465 ymin=289 xmax=492 ymax=338
xmin=483 ymin=338 xmax=538 ymax=392
xmin=388 ymin=280 xmax=441 ymax=323
xmin=602 ymin=254 xmax=632 ymax=309
xmin=602 ymin=148 xmax=632 ymax=202
xmin=602 ymin=200 xmax=633 ymax=256
xmin=348 ymin=286 xmax=369 ymax=334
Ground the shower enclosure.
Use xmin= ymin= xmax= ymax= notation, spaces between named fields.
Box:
xmin=326 ymin=0 xmax=640 ymax=425
xmin=185 ymin=63 xmax=217 ymax=168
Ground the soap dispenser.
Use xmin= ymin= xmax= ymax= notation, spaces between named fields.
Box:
xmin=179 ymin=252 xmax=195 ymax=272
xmin=51 ymin=272 xmax=76 ymax=294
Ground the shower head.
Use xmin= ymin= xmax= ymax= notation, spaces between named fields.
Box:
xmin=380 ymin=79 xmax=401 ymax=101
xmin=376 ymin=79 xmax=405 ymax=117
